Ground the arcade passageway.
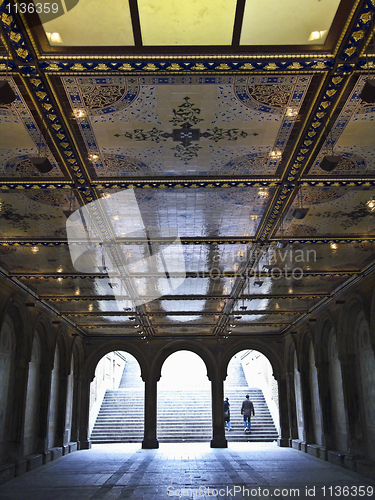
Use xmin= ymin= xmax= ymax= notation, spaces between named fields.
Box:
xmin=1 ymin=443 xmax=375 ymax=500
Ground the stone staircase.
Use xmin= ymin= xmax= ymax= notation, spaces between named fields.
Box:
xmin=90 ymin=354 xmax=279 ymax=443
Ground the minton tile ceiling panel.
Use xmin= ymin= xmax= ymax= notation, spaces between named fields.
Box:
xmin=0 ymin=190 xmax=74 ymax=238
xmin=165 ymin=277 xmax=235 ymax=297
xmin=138 ymin=0 xmax=237 ymax=46
xmin=268 ymin=242 xmax=375 ymax=272
xmin=63 ymin=75 xmax=311 ymax=177
xmin=241 ymin=0 xmax=340 ymax=45
xmin=19 ymin=276 xmax=110 ymax=296
xmin=40 ymin=0 xmax=134 ymax=46
xmin=152 ymin=314 xmax=219 ymax=326
xmin=183 ymin=244 xmax=249 ymax=273
xmin=252 ymin=274 xmax=348 ymax=295
xmin=98 ymin=187 xmax=271 ymax=238
xmin=309 ymin=76 xmax=375 ymax=175
xmin=73 ymin=316 xmax=135 ymax=325
xmin=153 ymin=325 xmax=213 ymax=335
xmin=234 ymin=297 xmax=323 ymax=312
xmin=0 ymin=245 xmax=77 ymax=274
xmin=83 ymin=326 xmax=139 ymax=334
xmin=148 ymin=299 xmax=224 ymax=313
xmin=234 ymin=325 xmax=285 ymax=334
xmin=283 ymin=186 xmax=375 ymax=237
xmin=0 ymin=79 xmax=63 ymax=178
xmin=56 ymin=300 xmax=137 ymax=314
xmin=234 ymin=312 xmax=301 ymax=324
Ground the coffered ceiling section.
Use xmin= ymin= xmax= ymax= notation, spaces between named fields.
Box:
xmin=63 ymin=75 xmax=311 ymax=177
xmin=0 ymin=78 xmax=63 ymax=177
xmin=39 ymin=0 xmax=342 ymax=48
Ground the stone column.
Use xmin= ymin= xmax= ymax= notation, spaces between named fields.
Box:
xmin=315 ymin=360 xmax=332 ymax=449
xmin=142 ymin=374 xmax=159 ymax=449
xmin=70 ymin=373 xmax=82 ymax=446
xmin=8 ymin=355 xmax=29 ymax=461
xmin=277 ymin=374 xmax=289 ymax=447
xmin=36 ymin=359 xmax=53 ymax=454
xmin=299 ymin=362 xmax=314 ymax=446
xmin=55 ymin=371 xmax=69 ymax=447
xmin=340 ymin=354 xmax=362 ymax=456
xmin=286 ymin=371 xmax=298 ymax=446
xmin=210 ymin=371 xmax=227 ymax=448
xmin=78 ymin=373 xmax=91 ymax=449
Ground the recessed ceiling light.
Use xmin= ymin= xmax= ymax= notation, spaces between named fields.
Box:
xmin=31 ymin=246 xmax=39 ymax=253
xmin=285 ymin=107 xmax=297 ymax=117
xmin=73 ymin=109 xmax=86 ymax=119
xmin=89 ymin=154 xmax=99 ymax=161
xmin=57 ymin=277 xmax=63 ymax=283
xmin=113 ymin=215 xmax=120 ymax=221
xmin=75 ymin=288 xmax=80 ymax=296
xmin=46 ymin=32 xmax=63 ymax=44
xmin=366 ymin=198 xmax=375 ymax=212
xmin=269 ymin=150 xmax=282 ymax=159
xmin=57 ymin=266 xmax=63 ymax=273
xmin=308 ymin=30 xmax=327 ymax=41
xmin=330 ymin=242 xmax=338 ymax=250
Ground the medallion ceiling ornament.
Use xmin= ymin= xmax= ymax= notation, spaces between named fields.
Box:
xmin=0 ymin=0 xmax=375 ymax=338
xmin=114 ymin=96 xmax=255 ymax=164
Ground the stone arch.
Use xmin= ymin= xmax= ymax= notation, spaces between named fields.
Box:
xmin=315 ymin=312 xmax=336 ymax=365
xmin=339 ymin=293 xmax=370 ymax=357
xmin=220 ymin=339 xmax=283 ymax=384
xmin=84 ymin=341 xmax=148 ymax=384
xmin=2 ymin=297 xmax=30 ymax=362
xmin=152 ymin=340 xmax=217 ymax=383
xmin=33 ymin=315 xmax=54 ymax=368
xmin=297 ymin=326 xmax=314 ymax=369
xmin=220 ymin=339 xmax=285 ymax=443
xmin=55 ymin=328 xmax=72 ymax=378
xmin=80 ymin=341 xmax=147 ymax=448
xmin=71 ymin=336 xmax=84 ymax=380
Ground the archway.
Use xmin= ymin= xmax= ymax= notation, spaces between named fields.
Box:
xmin=224 ymin=350 xmax=279 ymax=441
xmin=89 ymin=351 xmax=144 ymax=443
xmin=157 ymin=350 xmax=211 ymax=442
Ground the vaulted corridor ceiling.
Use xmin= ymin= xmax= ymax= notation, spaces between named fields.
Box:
xmin=0 ymin=0 xmax=375 ymax=340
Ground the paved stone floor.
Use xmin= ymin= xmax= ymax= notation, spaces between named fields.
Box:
xmin=1 ymin=442 xmax=375 ymax=499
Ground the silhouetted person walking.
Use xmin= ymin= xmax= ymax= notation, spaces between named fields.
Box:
xmin=241 ymin=394 xmax=255 ymax=432
xmin=224 ymin=397 xmax=231 ymax=430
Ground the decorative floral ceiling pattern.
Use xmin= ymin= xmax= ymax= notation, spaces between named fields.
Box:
xmin=0 ymin=0 xmax=375 ymax=338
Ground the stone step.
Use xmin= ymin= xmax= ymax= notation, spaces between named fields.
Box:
xmin=91 ymin=356 xmax=278 ymax=443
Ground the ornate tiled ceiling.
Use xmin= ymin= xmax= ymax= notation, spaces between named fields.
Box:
xmin=1 ymin=0 xmax=375 ymax=340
